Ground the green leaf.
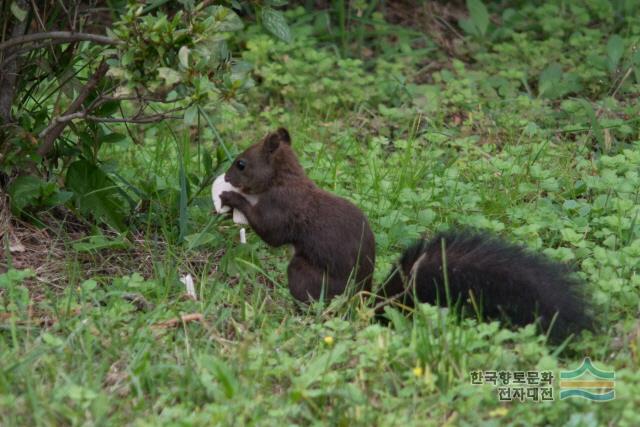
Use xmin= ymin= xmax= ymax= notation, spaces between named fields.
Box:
xmin=212 ymin=6 xmax=243 ymax=32
xmin=538 ymin=63 xmax=563 ymax=98
xmin=43 ymin=190 xmax=73 ymax=207
xmin=578 ymin=99 xmax=605 ymax=150
xmin=8 ymin=176 xmax=44 ymax=213
xmin=42 ymin=333 xmax=65 ymax=347
xmin=261 ymin=8 xmax=292 ymax=43
xmin=8 ymin=176 xmax=74 ymax=215
xmin=606 ymin=34 xmax=624 ymax=72
xmin=73 ymin=235 xmax=130 ymax=252
xmin=178 ymin=153 xmax=189 ymax=240
xmin=66 ymin=160 xmax=126 ymax=231
xmin=267 ymin=0 xmax=289 ymax=6
xmin=10 ymin=1 xmax=27 ymax=21
xmin=157 ymin=67 xmax=182 ymax=87
xmin=0 ymin=269 xmax=36 ymax=288
xmin=106 ymin=66 xmax=126 ymax=79
xmin=183 ymin=105 xmax=198 ymax=126
xmin=202 ymin=149 xmax=214 ymax=177
xmin=101 ymin=133 xmax=127 ymax=144
xmin=458 ymin=19 xmax=478 ymax=37
xmin=94 ymin=100 xmax=121 ymax=117
xmin=467 ymin=0 xmax=489 ymax=37
xmin=184 ymin=232 xmax=217 ymax=250
xmin=178 ymin=45 xmax=190 ymax=68
xmin=81 ymin=279 xmax=98 ymax=291
xmin=209 ymin=357 xmax=238 ymax=399
xmin=293 ymin=343 xmax=348 ymax=389
xmin=178 ymin=0 xmax=195 ymax=10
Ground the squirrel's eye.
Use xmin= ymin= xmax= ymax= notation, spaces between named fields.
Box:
xmin=236 ymin=159 xmax=246 ymax=171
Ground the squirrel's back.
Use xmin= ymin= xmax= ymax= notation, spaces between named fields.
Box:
xmin=291 ymin=185 xmax=376 ymax=289
xmin=378 ymin=231 xmax=591 ymax=340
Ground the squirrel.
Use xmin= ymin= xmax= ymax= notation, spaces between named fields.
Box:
xmin=220 ymin=128 xmax=376 ymax=302
xmin=221 ymin=128 xmax=591 ymax=340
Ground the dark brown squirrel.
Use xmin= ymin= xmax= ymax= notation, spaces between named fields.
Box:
xmin=221 ymin=128 xmax=592 ymax=340
xmin=221 ymin=128 xmax=376 ymax=302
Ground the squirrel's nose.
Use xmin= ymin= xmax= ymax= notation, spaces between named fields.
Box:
xmin=223 ymin=174 xmax=230 ymax=182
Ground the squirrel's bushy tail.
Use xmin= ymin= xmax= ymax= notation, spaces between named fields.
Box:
xmin=378 ymin=231 xmax=591 ymax=340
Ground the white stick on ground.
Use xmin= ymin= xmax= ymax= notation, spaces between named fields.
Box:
xmin=180 ymin=274 xmax=197 ymax=300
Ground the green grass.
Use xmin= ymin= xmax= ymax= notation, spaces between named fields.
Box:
xmin=2 ymin=2 xmax=640 ymax=425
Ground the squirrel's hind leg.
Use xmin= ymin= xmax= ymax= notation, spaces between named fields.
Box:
xmin=287 ymin=255 xmax=347 ymax=303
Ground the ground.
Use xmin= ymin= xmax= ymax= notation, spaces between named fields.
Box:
xmin=1 ymin=2 xmax=640 ymax=426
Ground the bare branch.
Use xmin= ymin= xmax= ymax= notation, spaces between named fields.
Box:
xmin=85 ymin=113 xmax=181 ymax=123
xmin=85 ymin=92 xmax=187 ymax=113
xmin=38 ymin=107 xmax=183 ymax=140
xmin=37 ymin=60 xmax=109 ymax=157
xmin=0 ymin=31 xmax=121 ymax=53
xmin=100 ymin=94 xmax=188 ymax=104
xmin=41 ymin=109 xmax=182 ymax=127
xmin=0 ymin=40 xmax=80 ymax=68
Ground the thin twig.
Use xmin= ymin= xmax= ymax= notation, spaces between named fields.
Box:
xmin=84 ymin=113 xmax=181 ymax=123
xmin=151 ymin=313 xmax=204 ymax=329
xmin=0 ymin=31 xmax=120 ymax=52
xmin=30 ymin=0 xmax=47 ymax=32
xmin=86 ymin=92 xmax=187 ymax=112
xmin=38 ymin=109 xmax=181 ymax=134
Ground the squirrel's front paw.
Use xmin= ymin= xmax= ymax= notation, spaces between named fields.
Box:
xmin=220 ymin=191 xmax=247 ymax=209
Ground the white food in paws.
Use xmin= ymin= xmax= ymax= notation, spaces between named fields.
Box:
xmin=211 ymin=174 xmax=235 ymax=214
xmin=211 ymin=174 xmax=258 ymax=225
xmin=232 ymin=209 xmax=249 ymax=225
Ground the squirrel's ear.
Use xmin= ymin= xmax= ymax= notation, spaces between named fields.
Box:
xmin=263 ymin=128 xmax=291 ymax=154
xmin=274 ymin=127 xmax=291 ymax=145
